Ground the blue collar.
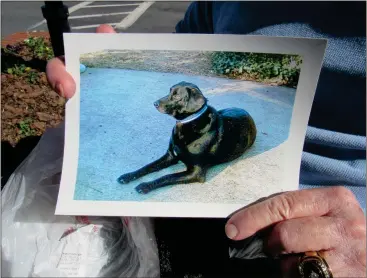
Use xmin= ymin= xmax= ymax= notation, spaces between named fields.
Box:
xmin=176 ymin=105 xmax=208 ymax=124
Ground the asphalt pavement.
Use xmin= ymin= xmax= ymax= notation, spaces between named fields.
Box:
xmin=1 ymin=1 xmax=191 ymax=38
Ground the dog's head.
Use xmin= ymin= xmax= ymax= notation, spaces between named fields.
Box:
xmin=154 ymin=81 xmax=207 ymax=120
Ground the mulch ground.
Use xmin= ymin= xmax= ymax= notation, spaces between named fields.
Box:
xmin=1 ymin=33 xmax=66 ymax=147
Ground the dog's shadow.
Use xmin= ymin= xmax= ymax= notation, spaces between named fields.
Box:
xmin=202 ymin=90 xmax=292 ymax=184
xmin=205 ymin=128 xmax=288 ymax=183
xmin=131 ymin=128 xmax=289 ymax=198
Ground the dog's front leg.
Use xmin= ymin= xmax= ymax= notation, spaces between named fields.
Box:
xmin=135 ymin=165 xmax=207 ymax=194
xmin=117 ymin=152 xmax=178 ymax=184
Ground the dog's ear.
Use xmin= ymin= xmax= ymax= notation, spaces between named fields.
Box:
xmin=189 ymin=87 xmax=205 ymax=101
xmin=187 ymin=87 xmax=206 ymax=110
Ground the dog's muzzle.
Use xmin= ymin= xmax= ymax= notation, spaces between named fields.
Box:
xmin=154 ymin=101 xmax=159 ymax=108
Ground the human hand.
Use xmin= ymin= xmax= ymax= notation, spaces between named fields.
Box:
xmin=46 ymin=24 xmax=116 ymax=99
xmin=225 ymin=186 xmax=366 ymax=278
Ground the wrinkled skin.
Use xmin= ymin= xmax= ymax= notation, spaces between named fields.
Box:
xmin=225 ymin=186 xmax=367 ymax=278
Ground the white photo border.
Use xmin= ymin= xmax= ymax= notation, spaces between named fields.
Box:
xmin=55 ymin=33 xmax=327 ymax=218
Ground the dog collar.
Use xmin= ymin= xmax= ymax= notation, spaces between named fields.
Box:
xmin=176 ymin=105 xmax=208 ymax=124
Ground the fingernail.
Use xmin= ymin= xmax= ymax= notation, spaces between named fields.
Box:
xmin=56 ymin=82 xmax=64 ymax=98
xmin=225 ymin=223 xmax=238 ymax=239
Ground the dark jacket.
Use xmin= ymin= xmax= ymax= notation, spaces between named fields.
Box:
xmin=175 ymin=1 xmax=366 ymax=208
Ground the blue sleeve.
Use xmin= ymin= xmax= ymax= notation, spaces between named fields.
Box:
xmin=175 ymin=1 xmax=214 ymax=34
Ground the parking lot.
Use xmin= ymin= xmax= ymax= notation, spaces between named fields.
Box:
xmin=28 ymin=1 xmax=152 ymax=32
xmin=1 ymin=1 xmax=191 ymax=37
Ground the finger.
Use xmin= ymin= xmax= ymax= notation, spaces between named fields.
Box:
xmin=266 ymin=216 xmax=342 ymax=255
xmin=96 ymin=24 xmax=116 ymax=33
xmin=46 ymin=57 xmax=76 ymax=98
xmin=225 ymin=186 xmax=357 ymax=240
xmin=227 ymin=191 xmax=288 ymax=218
xmin=46 ymin=24 xmax=116 ymax=98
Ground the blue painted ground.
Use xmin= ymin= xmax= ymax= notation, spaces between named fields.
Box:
xmin=74 ymin=68 xmax=296 ymax=202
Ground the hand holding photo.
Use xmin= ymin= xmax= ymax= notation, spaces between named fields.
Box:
xmin=56 ymin=33 xmax=326 ymax=218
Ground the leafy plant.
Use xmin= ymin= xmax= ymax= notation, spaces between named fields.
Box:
xmin=24 ymin=36 xmax=54 ymax=60
xmin=6 ymin=64 xmax=39 ymax=84
xmin=27 ymin=71 xmax=39 ymax=84
xmin=18 ymin=118 xmax=36 ymax=136
xmin=7 ymin=64 xmax=27 ymax=75
xmin=210 ymin=52 xmax=302 ymax=87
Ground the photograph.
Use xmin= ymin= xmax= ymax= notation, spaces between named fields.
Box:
xmin=56 ymin=33 xmax=326 ymax=217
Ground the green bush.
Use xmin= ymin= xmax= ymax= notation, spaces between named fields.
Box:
xmin=211 ymin=52 xmax=302 ymax=87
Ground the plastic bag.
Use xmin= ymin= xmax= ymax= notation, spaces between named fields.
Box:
xmin=1 ymin=122 xmax=160 ymax=277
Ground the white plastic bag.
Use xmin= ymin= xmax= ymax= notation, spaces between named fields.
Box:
xmin=1 ymin=122 xmax=160 ymax=277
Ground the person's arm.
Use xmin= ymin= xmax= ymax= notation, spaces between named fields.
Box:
xmin=175 ymin=1 xmax=214 ymax=34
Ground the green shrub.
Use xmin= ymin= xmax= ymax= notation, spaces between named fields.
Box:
xmin=211 ymin=52 xmax=302 ymax=87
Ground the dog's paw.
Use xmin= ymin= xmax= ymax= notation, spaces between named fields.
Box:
xmin=135 ymin=183 xmax=151 ymax=194
xmin=117 ymin=173 xmax=134 ymax=184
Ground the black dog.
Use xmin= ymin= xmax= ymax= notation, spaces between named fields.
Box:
xmin=117 ymin=81 xmax=257 ymax=194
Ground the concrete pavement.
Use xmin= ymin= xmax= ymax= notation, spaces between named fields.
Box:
xmin=75 ymin=68 xmax=296 ymax=205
